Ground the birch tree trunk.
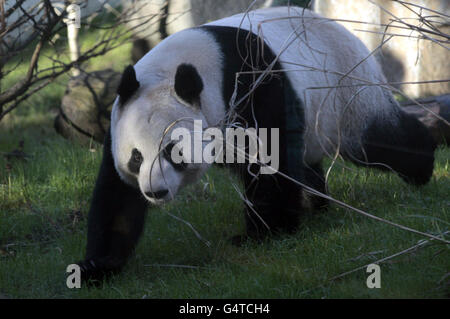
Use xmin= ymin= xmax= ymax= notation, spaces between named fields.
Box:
xmin=66 ymin=4 xmax=80 ymax=77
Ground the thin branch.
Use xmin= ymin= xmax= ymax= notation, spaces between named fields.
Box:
xmin=0 ymin=1 xmax=161 ymax=120
xmin=328 ymin=231 xmax=450 ymax=282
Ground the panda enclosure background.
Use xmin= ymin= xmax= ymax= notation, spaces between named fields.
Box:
xmin=0 ymin=0 xmax=449 ymax=298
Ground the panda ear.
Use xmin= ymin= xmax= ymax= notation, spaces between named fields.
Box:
xmin=117 ymin=65 xmax=140 ymax=105
xmin=174 ymin=64 xmax=203 ymax=105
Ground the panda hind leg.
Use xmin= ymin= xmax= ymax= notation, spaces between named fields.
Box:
xmin=360 ymin=111 xmax=436 ymax=185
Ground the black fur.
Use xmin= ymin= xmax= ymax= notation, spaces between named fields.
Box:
xmin=77 ymin=25 xmax=437 ymax=284
xmin=174 ymin=63 xmax=204 ymax=105
xmin=127 ymin=148 xmax=143 ymax=175
xmin=77 ymin=129 xmax=148 ymax=285
xmin=359 ymin=109 xmax=436 ymax=185
xmin=117 ymin=65 xmax=140 ymax=105
xmin=303 ymin=163 xmax=329 ymax=210
xmin=203 ymin=26 xmax=310 ymax=239
xmin=163 ymin=141 xmax=188 ymax=171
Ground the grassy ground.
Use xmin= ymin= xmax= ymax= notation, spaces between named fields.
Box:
xmin=0 ymin=25 xmax=449 ymax=300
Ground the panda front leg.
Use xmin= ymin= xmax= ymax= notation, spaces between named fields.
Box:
xmin=77 ymin=130 xmax=148 ymax=285
xmin=303 ymin=162 xmax=329 ymax=210
xmin=236 ymin=165 xmax=304 ymax=243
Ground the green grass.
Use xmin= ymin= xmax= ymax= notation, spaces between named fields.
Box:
xmin=0 ymin=22 xmax=449 ymax=299
xmin=1 ymin=106 xmax=448 ymax=299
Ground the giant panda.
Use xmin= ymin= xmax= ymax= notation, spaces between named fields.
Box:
xmin=77 ymin=7 xmax=436 ymax=283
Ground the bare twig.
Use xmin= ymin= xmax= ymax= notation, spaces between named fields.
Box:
xmin=0 ymin=0 xmax=162 ymax=121
xmin=329 ymin=231 xmax=450 ymax=282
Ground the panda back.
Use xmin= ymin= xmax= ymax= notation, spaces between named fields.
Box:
xmin=206 ymin=7 xmax=397 ymax=163
xmin=131 ymin=7 xmax=400 ymax=165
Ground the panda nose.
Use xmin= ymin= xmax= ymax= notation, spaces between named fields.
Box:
xmin=145 ymin=189 xmax=169 ymax=199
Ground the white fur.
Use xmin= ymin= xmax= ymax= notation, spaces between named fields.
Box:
xmin=207 ymin=7 xmax=395 ymax=164
xmin=111 ymin=7 xmax=397 ymax=203
xmin=132 ymin=29 xmax=226 ymax=127
xmin=111 ymin=29 xmax=226 ymax=203
xmin=111 ymin=86 xmax=210 ymax=204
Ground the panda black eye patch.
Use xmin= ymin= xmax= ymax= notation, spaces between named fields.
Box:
xmin=163 ymin=142 xmax=188 ymax=171
xmin=128 ymin=148 xmax=143 ymax=174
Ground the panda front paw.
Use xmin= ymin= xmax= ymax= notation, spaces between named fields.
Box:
xmin=77 ymin=257 xmax=123 ymax=287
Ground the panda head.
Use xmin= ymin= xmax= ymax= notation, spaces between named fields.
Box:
xmin=110 ymin=64 xmax=210 ymax=205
